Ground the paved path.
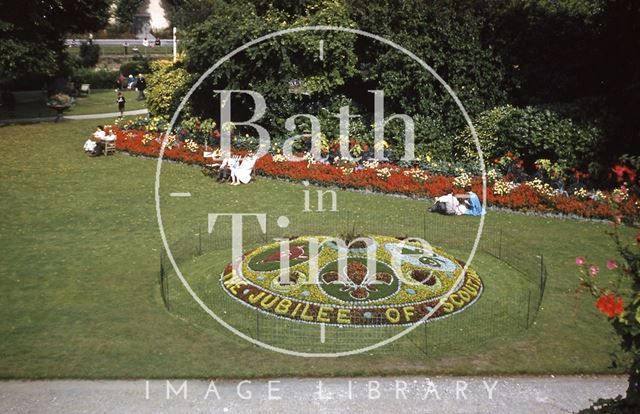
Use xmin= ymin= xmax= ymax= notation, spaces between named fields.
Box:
xmin=0 ymin=109 xmax=148 ymax=125
xmin=65 ymin=39 xmax=174 ymax=46
xmin=0 ymin=376 xmax=627 ymax=413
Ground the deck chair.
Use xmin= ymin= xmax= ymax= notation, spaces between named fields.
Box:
xmin=79 ymin=83 xmax=91 ymax=96
xmin=102 ymin=134 xmax=116 ymax=156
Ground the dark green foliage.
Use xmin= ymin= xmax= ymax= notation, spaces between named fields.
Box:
xmin=456 ymin=105 xmax=603 ymax=173
xmin=164 ymin=0 xmax=217 ymax=28
xmin=120 ymin=61 xmax=150 ymax=77
xmin=0 ymin=0 xmax=110 ymax=80
xmin=171 ymin=0 xmax=636 ymax=175
xmin=79 ymin=43 xmax=101 ymax=68
xmin=179 ymin=0 xmax=507 ymax=160
xmin=71 ymin=69 xmax=120 ymax=89
xmin=114 ymin=0 xmax=145 ymax=30
xmin=483 ymin=0 xmax=639 ymax=164
xmin=346 ymin=0 xmax=507 ymax=137
xmin=484 ymin=0 xmax=602 ymax=104
xmin=183 ymin=0 xmax=359 ymax=139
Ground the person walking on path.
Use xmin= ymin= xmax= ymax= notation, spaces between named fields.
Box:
xmin=117 ymin=92 xmax=126 ymax=118
xmin=123 ymin=41 xmax=129 ymax=55
xmin=135 ymin=74 xmax=147 ymax=100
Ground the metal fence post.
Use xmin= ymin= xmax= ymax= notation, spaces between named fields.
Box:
xmin=159 ymin=249 xmax=168 ymax=310
xmin=423 ymin=321 xmax=428 ymax=355
xmin=256 ymin=309 xmax=260 ymax=341
xmin=526 ymin=290 xmax=531 ymax=329
xmin=423 ymin=212 xmax=427 ymax=241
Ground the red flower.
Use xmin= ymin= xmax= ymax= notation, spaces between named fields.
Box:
xmin=109 ymin=126 xmax=640 ymax=224
xmin=595 ymin=293 xmax=624 ymax=318
xmin=612 ymin=164 xmax=637 ymax=183
xmin=575 ymin=256 xmax=585 ymax=266
xmin=606 ymin=260 xmax=618 ymax=270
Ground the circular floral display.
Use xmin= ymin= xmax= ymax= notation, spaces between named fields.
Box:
xmin=220 ymin=235 xmax=483 ymax=326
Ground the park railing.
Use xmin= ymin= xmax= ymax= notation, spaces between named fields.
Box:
xmin=159 ymin=210 xmax=547 ymax=355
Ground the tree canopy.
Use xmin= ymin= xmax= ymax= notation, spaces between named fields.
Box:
xmin=0 ymin=0 xmax=110 ymax=81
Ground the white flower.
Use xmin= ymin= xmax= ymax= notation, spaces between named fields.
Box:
xmin=493 ymin=180 xmax=517 ymax=196
xmin=184 ymin=139 xmax=198 ymax=153
xmin=362 ymin=159 xmax=380 ymax=169
xmin=403 ymin=167 xmax=428 ymax=182
xmin=453 ymin=172 xmax=472 ymax=189
xmin=525 ymin=178 xmax=555 ymax=198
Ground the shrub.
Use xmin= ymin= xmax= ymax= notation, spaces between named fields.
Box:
xmin=146 ymin=60 xmax=190 ymax=117
xmin=456 ymin=105 xmax=603 ymax=173
xmin=119 ymin=60 xmax=149 ymax=77
xmin=71 ymin=69 xmax=119 ymax=89
xmin=79 ymin=43 xmax=101 ymax=67
xmin=46 ymin=93 xmax=74 ymax=107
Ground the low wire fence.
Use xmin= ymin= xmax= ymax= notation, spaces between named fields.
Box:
xmin=159 ymin=211 xmax=547 ymax=355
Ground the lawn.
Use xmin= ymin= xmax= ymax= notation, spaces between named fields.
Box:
xmin=0 ymin=119 xmax=636 ymax=379
xmin=1 ymin=89 xmax=147 ymax=120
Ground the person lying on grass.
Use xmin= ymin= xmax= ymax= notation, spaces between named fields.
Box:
xmin=430 ymin=188 xmax=485 ymax=216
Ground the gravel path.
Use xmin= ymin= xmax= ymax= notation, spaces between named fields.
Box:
xmin=0 ymin=376 xmax=627 ymax=413
xmin=0 ymin=109 xmax=149 ymax=125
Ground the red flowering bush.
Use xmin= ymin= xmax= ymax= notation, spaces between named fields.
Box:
xmin=595 ymin=293 xmax=625 ymax=318
xmin=575 ymin=225 xmax=640 ymax=410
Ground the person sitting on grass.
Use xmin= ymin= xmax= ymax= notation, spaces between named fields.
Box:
xmin=84 ymin=125 xmax=106 ymax=155
xmin=230 ymin=153 xmax=258 ymax=186
xmin=216 ymin=155 xmax=240 ymax=182
xmin=430 ymin=187 xmax=485 ymax=216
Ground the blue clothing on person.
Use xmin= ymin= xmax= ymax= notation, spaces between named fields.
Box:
xmin=464 ymin=191 xmax=485 ymax=216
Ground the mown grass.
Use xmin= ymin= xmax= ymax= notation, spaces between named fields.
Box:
xmin=0 ymin=119 xmax=636 ymax=379
xmin=1 ymin=89 xmax=146 ymax=120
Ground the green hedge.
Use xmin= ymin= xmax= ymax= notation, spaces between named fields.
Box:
xmin=119 ymin=61 xmax=149 ymax=77
xmin=79 ymin=43 xmax=100 ymax=67
xmin=455 ymin=105 xmax=603 ymax=172
xmin=71 ymin=69 xmax=119 ymax=89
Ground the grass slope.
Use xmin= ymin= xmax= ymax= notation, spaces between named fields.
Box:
xmin=0 ymin=120 xmax=635 ymax=378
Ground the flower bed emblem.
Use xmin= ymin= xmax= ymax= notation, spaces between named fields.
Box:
xmin=322 ymin=261 xmax=393 ymax=300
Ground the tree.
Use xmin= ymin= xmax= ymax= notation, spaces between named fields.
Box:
xmin=344 ymin=0 xmax=508 ymax=156
xmin=0 ymin=0 xmax=110 ymax=82
xmin=182 ymin=0 xmax=359 ymax=141
xmin=114 ymin=0 xmax=145 ymax=31
xmin=79 ymin=43 xmax=101 ymax=68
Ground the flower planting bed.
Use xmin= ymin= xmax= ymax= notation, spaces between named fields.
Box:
xmin=160 ymin=220 xmax=540 ymax=354
xmin=220 ymin=236 xmax=483 ymax=327
xmin=110 ymin=125 xmax=640 ymax=223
